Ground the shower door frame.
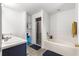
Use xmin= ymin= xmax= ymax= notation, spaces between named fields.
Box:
xmin=35 ymin=17 xmax=41 ymax=46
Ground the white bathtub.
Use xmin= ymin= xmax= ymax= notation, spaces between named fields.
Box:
xmin=42 ymin=39 xmax=77 ymax=56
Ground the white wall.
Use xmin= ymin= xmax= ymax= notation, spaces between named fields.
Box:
xmin=0 ymin=4 xmax=2 ymax=56
xmin=42 ymin=11 xmax=50 ymax=48
xmin=2 ymin=6 xmax=26 ymax=38
xmin=27 ymin=15 xmax=32 ymax=35
xmin=50 ymin=8 xmax=77 ymax=46
xmin=42 ymin=11 xmax=50 ymax=39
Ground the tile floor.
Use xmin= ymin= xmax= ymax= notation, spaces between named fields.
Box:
xmin=27 ymin=45 xmax=46 ymax=56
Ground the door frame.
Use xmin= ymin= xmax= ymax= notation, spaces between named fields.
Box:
xmin=35 ymin=17 xmax=41 ymax=46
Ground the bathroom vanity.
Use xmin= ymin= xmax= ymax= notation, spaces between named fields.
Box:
xmin=2 ymin=34 xmax=26 ymax=56
xmin=2 ymin=43 xmax=26 ymax=56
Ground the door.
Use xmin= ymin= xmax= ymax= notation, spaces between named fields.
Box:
xmin=36 ymin=17 xmax=41 ymax=46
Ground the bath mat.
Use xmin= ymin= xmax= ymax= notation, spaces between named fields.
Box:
xmin=43 ymin=50 xmax=62 ymax=56
xmin=30 ymin=44 xmax=41 ymax=50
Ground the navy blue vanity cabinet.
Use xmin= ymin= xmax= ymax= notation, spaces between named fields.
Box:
xmin=2 ymin=43 xmax=27 ymax=56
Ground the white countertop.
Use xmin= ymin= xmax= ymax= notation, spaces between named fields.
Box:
xmin=2 ymin=35 xmax=26 ymax=50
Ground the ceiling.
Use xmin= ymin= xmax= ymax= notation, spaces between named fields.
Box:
xmin=2 ymin=3 xmax=76 ymax=15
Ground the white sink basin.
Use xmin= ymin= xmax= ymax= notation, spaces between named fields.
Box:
xmin=2 ymin=35 xmax=26 ymax=49
xmin=2 ymin=36 xmax=12 ymax=43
